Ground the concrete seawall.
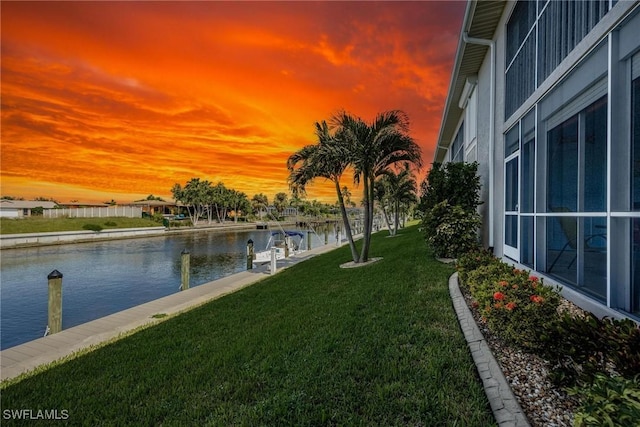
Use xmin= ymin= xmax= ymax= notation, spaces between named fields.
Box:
xmin=0 ymin=221 xmax=302 ymax=249
xmin=0 ymin=227 xmax=168 ymax=249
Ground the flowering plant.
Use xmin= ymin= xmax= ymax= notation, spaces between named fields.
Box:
xmin=465 ymin=261 xmax=561 ymax=351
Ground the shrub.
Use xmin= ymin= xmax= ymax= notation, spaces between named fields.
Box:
xmin=418 ymin=162 xmax=481 ymax=213
xmin=418 ymin=162 xmax=482 ymax=259
xmin=540 ymin=314 xmax=640 ymax=386
xmin=462 ymin=257 xmax=561 ymax=352
xmin=457 ymin=250 xmax=500 ymax=286
xmin=424 ymin=201 xmax=481 ymax=258
xmin=570 ymin=374 xmax=640 ymax=427
xmin=169 ymin=219 xmax=192 ymax=228
xmin=483 ymin=271 xmax=561 ymax=352
xmin=152 ymin=212 xmax=165 ymax=223
xmin=82 ymin=223 xmax=103 ymax=232
xmin=464 ymin=262 xmax=514 ymax=304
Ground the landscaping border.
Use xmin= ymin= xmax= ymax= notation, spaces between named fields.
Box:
xmin=449 ymin=271 xmax=530 ymax=426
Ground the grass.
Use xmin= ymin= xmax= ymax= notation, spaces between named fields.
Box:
xmin=0 ymin=225 xmax=496 ymax=426
xmin=0 ymin=217 xmax=161 ymax=234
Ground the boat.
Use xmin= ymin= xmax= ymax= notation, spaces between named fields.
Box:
xmin=253 ymin=230 xmax=306 ymax=265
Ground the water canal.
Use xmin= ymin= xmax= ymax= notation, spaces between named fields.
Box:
xmin=0 ymin=226 xmax=339 ymax=350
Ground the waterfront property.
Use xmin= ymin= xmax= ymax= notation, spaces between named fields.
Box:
xmin=0 ymin=200 xmax=57 ymax=218
xmin=436 ymin=0 xmax=640 ymax=320
xmin=0 ymin=226 xmax=496 ymax=425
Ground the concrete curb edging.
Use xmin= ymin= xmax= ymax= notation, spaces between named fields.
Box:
xmin=449 ymin=272 xmax=531 ymax=426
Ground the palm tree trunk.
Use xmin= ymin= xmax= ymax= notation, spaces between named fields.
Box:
xmin=360 ymin=173 xmax=376 ymax=262
xmin=381 ymin=205 xmax=393 ymax=236
xmin=394 ymin=200 xmax=400 ymax=235
xmin=335 ymin=181 xmax=359 ymax=263
xmin=359 ymin=176 xmax=371 ymax=263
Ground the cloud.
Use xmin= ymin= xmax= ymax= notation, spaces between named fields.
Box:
xmin=1 ymin=1 xmax=464 ymax=202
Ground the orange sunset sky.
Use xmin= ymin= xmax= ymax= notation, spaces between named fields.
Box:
xmin=1 ymin=1 xmax=465 ymax=204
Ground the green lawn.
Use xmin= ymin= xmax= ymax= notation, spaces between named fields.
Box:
xmin=0 ymin=217 xmax=161 ymax=234
xmin=0 ymin=225 xmax=495 ymax=426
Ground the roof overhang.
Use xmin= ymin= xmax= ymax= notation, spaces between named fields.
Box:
xmin=434 ymin=0 xmax=506 ymax=163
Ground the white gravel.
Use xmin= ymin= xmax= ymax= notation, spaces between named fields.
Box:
xmin=460 ymin=286 xmax=584 ymax=426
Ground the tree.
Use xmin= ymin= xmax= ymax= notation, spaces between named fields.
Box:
xmin=377 ymin=165 xmax=417 ymax=236
xmin=339 ymin=186 xmax=355 ymax=208
xmin=332 ymin=110 xmax=422 ymax=262
xmin=206 ymin=182 xmax=230 ymax=224
xmin=251 ymin=193 xmax=269 ymax=220
xmin=287 ymin=121 xmax=360 ymax=263
xmin=374 ymin=179 xmax=393 ymax=233
xmin=228 ymin=190 xmax=250 ymax=223
xmin=273 ymin=192 xmax=288 ymax=217
xmin=171 ymin=178 xmax=211 ymax=226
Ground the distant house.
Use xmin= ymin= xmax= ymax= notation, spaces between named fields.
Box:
xmin=0 ymin=200 xmax=57 ymax=218
xmin=127 ymin=200 xmax=181 ymax=216
xmin=265 ymin=206 xmax=298 ymax=218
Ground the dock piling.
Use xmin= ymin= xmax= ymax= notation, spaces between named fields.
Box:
xmin=246 ymin=239 xmax=254 ymax=270
xmin=47 ymin=270 xmax=63 ymax=335
xmin=270 ymin=247 xmax=277 ymax=275
xmin=181 ymin=249 xmax=190 ymax=291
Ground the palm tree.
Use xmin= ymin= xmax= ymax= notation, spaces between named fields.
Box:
xmin=378 ymin=166 xmax=418 ymax=235
xmin=332 ymin=110 xmax=422 ymax=262
xmin=251 ymin=194 xmax=268 ymax=220
xmin=373 ymin=179 xmax=394 ymax=234
xmin=287 ymin=121 xmax=359 ymax=263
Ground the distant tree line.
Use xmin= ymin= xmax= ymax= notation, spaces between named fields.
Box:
xmin=170 ymin=180 xmax=340 ymax=226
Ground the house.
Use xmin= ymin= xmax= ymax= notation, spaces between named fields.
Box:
xmin=128 ymin=200 xmax=181 ymax=217
xmin=0 ymin=200 xmax=58 ymax=218
xmin=436 ymin=0 xmax=640 ymax=320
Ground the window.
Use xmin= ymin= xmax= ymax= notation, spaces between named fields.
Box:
xmin=632 ymin=72 xmax=640 ymax=314
xmin=547 ymin=96 xmax=607 ymax=213
xmin=451 ymin=123 xmax=464 ymax=163
xmin=633 ymin=218 xmax=640 ymax=315
xmin=506 ymin=1 xmax=537 ymax=118
xmin=506 ymin=0 xmax=537 ymax=64
xmin=545 ymin=96 xmax=608 ymax=301
xmin=547 ymin=115 xmax=578 ymax=212
xmin=633 ymin=75 xmax=640 ymax=209
xmin=506 ymin=0 xmax=610 ymax=119
xmin=538 ymin=0 xmax=609 ymax=83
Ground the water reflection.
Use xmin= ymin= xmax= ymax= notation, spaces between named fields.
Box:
xmin=0 ymin=226 xmax=333 ymax=349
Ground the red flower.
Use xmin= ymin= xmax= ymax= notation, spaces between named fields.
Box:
xmin=529 ymin=276 xmax=539 ymax=282
xmin=506 ymin=302 xmax=517 ymax=311
xmin=493 ymin=292 xmax=505 ymax=301
xmin=495 ymin=302 xmax=503 ymax=309
xmin=471 ymin=301 xmax=479 ymax=308
xmin=512 ymin=284 xmax=519 ymax=289
xmin=499 ymin=280 xmax=508 ymax=287
xmin=530 ymin=295 xmax=545 ymax=304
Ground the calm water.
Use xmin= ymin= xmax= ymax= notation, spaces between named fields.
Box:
xmin=0 ymin=226 xmax=335 ymax=350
